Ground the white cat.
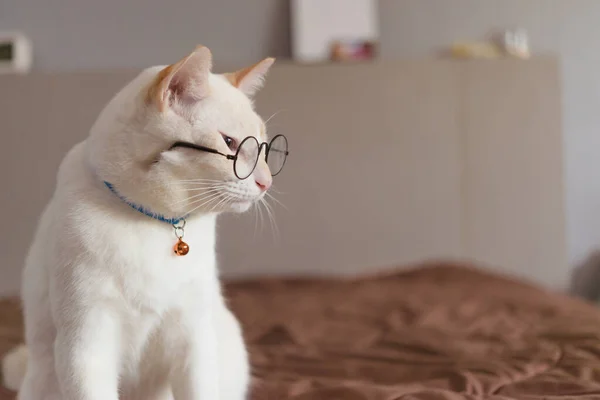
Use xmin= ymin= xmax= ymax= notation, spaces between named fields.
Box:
xmin=1 ymin=45 xmax=283 ymax=400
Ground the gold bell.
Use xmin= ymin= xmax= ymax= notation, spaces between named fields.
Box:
xmin=174 ymin=239 xmax=190 ymax=256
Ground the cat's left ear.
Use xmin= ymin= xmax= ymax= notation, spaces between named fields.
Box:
xmin=148 ymin=45 xmax=213 ymax=112
xmin=225 ymin=58 xmax=275 ymax=97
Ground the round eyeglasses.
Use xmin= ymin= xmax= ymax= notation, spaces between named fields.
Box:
xmin=169 ymin=134 xmax=289 ymax=180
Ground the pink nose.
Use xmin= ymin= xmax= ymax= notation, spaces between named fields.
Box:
xmin=255 ymin=179 xmax=271 ymax=191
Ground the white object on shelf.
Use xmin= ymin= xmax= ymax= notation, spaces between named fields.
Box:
xmin=0 ymin=32 xmax=32 ymax=74
xmin=291 ymin=0 xmax=379 ymax=63
xmin=503 ymin=29 xmax=531 ymax=59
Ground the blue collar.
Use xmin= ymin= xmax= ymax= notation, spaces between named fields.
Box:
xmin=103 ymin=181 xmax=186 ymax=225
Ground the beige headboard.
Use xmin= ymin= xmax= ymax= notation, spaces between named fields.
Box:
xmin=0 ymin=58 xmax=566 ymax=295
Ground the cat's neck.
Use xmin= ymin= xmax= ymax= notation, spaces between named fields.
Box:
xmin=60 ymin=141 xmax=219 ymax=227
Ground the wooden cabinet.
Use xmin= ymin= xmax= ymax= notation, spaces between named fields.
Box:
xmin=219 ymin=58 xmax=567 ymax=288
xmin=461 ymin=59 xmax=566 ymax=288
xmin=0 ymin=58 xmax=566 ymax=294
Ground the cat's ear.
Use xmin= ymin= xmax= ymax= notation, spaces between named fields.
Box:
xmin=147 ymin=46 xmax=213 ymax=112
xmin=225 ymin=58 xmax=275 ymax=97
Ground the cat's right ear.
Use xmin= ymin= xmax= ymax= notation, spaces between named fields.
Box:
xmin=147 ymin=46 xmax=213 ymax=112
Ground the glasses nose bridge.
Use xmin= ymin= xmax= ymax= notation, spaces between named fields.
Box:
xmin=258 ymin=142 xmax=269 ymax=159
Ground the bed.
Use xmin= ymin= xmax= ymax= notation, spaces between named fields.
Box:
xmin=2 ymin=262 xmax=600 ymax=399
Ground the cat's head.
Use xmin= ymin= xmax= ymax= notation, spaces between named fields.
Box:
xmin=88 ymin=46 xmax=280 ymax=219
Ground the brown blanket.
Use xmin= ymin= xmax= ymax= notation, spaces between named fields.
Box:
xmin=2 ymin=263 xmax=600 ymax=399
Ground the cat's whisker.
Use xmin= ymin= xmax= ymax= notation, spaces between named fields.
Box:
xmin=253 ymin=201 xmax=259 ymax=239
xmin=256 ymin=199 xmax=269 ymax=239
xmin=210 ymin=193 xmax=234 ymax=213
xmin=183 ymin=191 xmax=224 ymax=211
xmin=163 ymin=179 xmax=229 ymax=189
xmin=171 ymin=181 xmax=227 ymax=186
xmin=264 ymin=110 xmax=284 ymax=127
xmin=168 ymin=186 xmax=229 ymax=195
xmin=268 ymin=185 xmax=285 ymax=195
xmin=262 ymin=197 xmax=279 ymax=240
xmin=204 ymin=194 xmax=227 ymax=214
xmin=220 ymin=194 xmax=237 ymax=213
xmin=259 ymin=198 xmax=272 ymax=238
xmin=174 ymin=178 xmax=224 ymax=183
xmin=265 ymin=191 xmax=286 ymax=210
xmin=204 ymin=193 xmax=227 ymax=211
xmin=167 ymin=183 xmax=226 ymax=190
xmin=185 ymin=192 xmax=225 ymax=215
xmin=173 ymin=188 xmax=224 ymax=205
xmin=147 ymin=181 xmax=224 ymax=191
xmin=183 ymin=185 xmax=229 ymax=192
xmin=256 ymin=198 xmax=265 ymax=234
xmin=160 ymin=181 xmax=225 ymax=189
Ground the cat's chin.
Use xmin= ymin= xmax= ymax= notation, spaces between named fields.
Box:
xmin=228 ymin=201 xmax=253 ymax=213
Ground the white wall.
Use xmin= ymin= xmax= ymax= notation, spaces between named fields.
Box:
xmin=0 ymin=0 xmax=291 ymax=71
xmin=2 ymin=0 xmax=600 ymax=266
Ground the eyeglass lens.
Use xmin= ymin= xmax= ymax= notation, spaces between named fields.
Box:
xmin=267 ymin=135 xmax=288 ymax=176
xmin=234 ymin=137 xmax=260 ymax=180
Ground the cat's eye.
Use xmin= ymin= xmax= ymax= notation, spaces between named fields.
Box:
xmin=221 ymin=134 xmax=237 ymax=151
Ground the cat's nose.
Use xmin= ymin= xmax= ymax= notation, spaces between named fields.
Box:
xmin=254 ymin=162 xmax=272 ymax=191
xmin=255 ymin=175 xmax=272 ymax=191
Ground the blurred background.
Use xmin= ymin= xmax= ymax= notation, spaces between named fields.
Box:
xmin=1 ymin=0 xmax=599 ymax=297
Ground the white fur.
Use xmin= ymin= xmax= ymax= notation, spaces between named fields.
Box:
xmin=2 ymin=48 xmax=274 ymax=400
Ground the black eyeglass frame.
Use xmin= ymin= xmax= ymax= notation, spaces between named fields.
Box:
xmin=169 ymin=134 xmax=289 ymax=180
